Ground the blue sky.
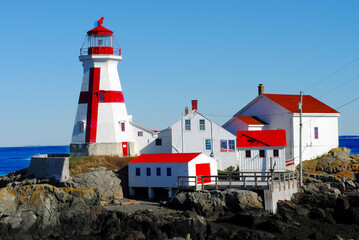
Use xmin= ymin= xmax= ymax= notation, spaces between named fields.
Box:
xmin=1 ymin=1 xmax=358 ymax=147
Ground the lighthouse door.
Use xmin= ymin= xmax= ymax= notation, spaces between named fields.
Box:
xmin=122 ymin=142 xmax=129 ymax=156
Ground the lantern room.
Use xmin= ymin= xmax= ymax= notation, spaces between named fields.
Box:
xmin=80 ymin=17 xmax=121 ymax=56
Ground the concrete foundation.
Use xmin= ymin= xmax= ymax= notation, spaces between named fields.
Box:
xmin=70 ymin=142 xmax=135 ymax=157
xmin=26 ymin=154 xmax=70 ymax=182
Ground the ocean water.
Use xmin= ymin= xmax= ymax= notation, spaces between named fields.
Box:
xmin=0 ymin=146 xmax=69 ymax=176
xmin=339 ymin=136 xmax=359 ymax=155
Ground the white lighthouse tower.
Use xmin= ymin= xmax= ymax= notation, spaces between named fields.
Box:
xmin=70 ymin=17 xmax=133 ymax=157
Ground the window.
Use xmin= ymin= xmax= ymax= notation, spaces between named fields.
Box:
xmin=156 ymin=138 xmax=162 ymax=146
xmin=146 ymin=168 xmax=151 ymax=176
xmin=79 ymin=121 xmax=85 ymax=133
xmin=136 ymin=168 xmax=140 ymax=176
xmin=314 ymin=127 xmax=319 ymax=139
xmin=205 ymin=139 xmax=212 ymax=151
xmin=259 ymin=150 xmax=265 ymax=158
xmin=185 ymin=119 xmax=191 ymax=130
xmin=121 ymin=122 xmax=125 ymax=132
xmin=228 ymin=140 xmax=235 ymax=151
xmin=199 ymin=119 xmax=205 ymax=130
xmin=245 ymin=150 xmax=251 ymax=158
xmin=220 ymin=140 xmax=227 ymax=151
xmin=156 ymin=168 xmax=161 ymax=176
xmin=99 ymin=92 xmax=105 ymax=102
xmin=273 ymin=149 xmax=279 ymax=157
xmin=138 ymin=131 xmax=143 ymax=137
xmin=167 ymin=167 xmax=172 ymax=176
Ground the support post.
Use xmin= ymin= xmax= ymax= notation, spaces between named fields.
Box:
xmin=299 ymin=90 xmax=303 ymax=187
xmin=129 ymin=187 xmax=135 ymax=196
xmin=168 ymin=188 xmax=173 ymax=198
xmin=148 ymin=187 xmax=154 ymax=199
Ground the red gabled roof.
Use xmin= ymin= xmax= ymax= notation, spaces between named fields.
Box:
xmin=263 ymin=94 xmax=339 ymax=114
xmin=129 ymin=153 xmax=201 ymax=163
xmin=237 ymin=130 xmax=287 ymax=148
xmin=236 ymin=116 xmax=267 ymax=125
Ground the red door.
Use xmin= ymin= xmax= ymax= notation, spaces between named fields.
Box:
xmin=196 ymin=163 xmax=211 ymax=184
xmin=122 ymin=142 xmax=129 ymax=156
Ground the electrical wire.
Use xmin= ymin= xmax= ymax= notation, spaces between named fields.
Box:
xmin=318 ymin=73 xmax=359 ymax=98
xmin=303 ymin=55 xmax=359 ymax=93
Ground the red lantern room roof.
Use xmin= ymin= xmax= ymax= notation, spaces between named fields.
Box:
xmin=87 ymin=17 xmax=113 ymax=36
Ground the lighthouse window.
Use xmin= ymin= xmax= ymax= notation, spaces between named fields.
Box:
xmin=99 ymin=92 xmax=105 ymax=101
xmin=138 ymin=131 xmax=143 ymax=137
xmin=79 ymin=121 xmax=85 ymax=133
xmin=121 ymin=122 xmax=125 ymax=132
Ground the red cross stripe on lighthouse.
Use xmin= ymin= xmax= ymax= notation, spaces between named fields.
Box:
xmin=78 ymin=68 xmax=125 ymax=143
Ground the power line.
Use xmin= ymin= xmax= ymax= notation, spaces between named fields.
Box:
xmin=336 ymin=96 xmax=359 ymax=109
xmin=318 ymin=73 xmax=359 ymax=98
xmin=303 ymin=55 xmax=359 ymax=93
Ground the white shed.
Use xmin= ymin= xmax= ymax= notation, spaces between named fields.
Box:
xmin=128 ymin=153 xmax=217 ymax=199
xmin=237 ymin=130 xmax=287 ymax=172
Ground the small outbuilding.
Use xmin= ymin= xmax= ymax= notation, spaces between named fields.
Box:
xmin=237 ymin=130 xmax=287 ymax=172
xmin=128 ymin=153 xmax=217 ymax=199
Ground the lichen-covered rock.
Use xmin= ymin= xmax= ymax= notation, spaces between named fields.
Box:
xmin=169 ymin=189 xmax=263 ymax=218
xmin=69 ymin=169 xmax=123 ymax=200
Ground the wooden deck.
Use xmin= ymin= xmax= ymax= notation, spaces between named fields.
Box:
xmin=177 ymin=171 xmax=298 ymax=192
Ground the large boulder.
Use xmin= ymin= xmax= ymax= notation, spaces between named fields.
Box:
xmin=69 ymin=169 xmax=123 ymax=200
xmin=170 ymin=189 xmax=263 ymax=218
xmin=0 ymin=184 xmax=100 ymax=233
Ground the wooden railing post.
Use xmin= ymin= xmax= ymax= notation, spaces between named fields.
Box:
xmin=215 ymin=176 xmax=218 ymax=190
xmin=229 ymin=175 xmax=232 ymax=187
xmin=201 ymin=177 xmax=204 ymax=190
xmin=278 ymin=173 xmax=281 ymax=191
xmin=255 ymin=172 xmax=258 ymax=188
xmin=195 ymin=176 xmax=198 ymax=190
xmin=243 ymin=176 xmax=246 ymax=188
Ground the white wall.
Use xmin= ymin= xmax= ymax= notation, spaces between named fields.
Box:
xmin=140 ymin=128 xmax=173 ymax=154
xmin=237 ymin=147 xmax=286 ymax=172
xmin=292 ymin=114 xmax=339 ymax=162
xmin=130 ymin=122 xmax=158 ymax=156
xmin=129 ymin=162 xmax=187 ymax=188
xmin=170 ymin=111 xmax=237 ymax=170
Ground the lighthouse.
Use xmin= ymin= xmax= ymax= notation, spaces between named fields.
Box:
xmin=70 ymin=17 xmax=133 ymax=157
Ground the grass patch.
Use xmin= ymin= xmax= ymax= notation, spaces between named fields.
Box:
xmin=69 ymin=155 xmax=136 ymax=176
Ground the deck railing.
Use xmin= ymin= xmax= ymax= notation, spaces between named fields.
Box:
xmin=177 ymin=171 xmax=298 ymax=192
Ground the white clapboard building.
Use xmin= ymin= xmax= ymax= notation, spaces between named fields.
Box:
xmin=140 ymin=101 xmax=237 ymax=171
xmin=237 ymin=130 xmax=287 ymax=172
xmin=128 ymin=153 xmax=217 ymax=198
xmin=224 ymin=84 xmax=340 ymax=165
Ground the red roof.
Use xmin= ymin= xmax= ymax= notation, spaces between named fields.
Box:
xmin=236 ymin=116 xmax=267 ymax=125
xmin=130 ymin=153 xmax=201 ymax=163
xmin=237 ymin=130 xmax=287 ymax=148
xmin=87 ymin=25 xmax=113 ymax=35
xmin=263 ymin=94 xmax=339 ymax=114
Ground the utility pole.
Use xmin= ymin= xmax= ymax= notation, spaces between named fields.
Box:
xmin=298 ymin=91 xmax=303 ymax=187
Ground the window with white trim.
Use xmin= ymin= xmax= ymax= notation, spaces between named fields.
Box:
xmin=220 ymin=140 xmax=227 ymax=151
xmin=185 ymin=119 xmax=191 ymax=130
xmin=121 ymin=122 xmax=125 ymax=132
xmin=314 ymin=127 xmax=319 ymax=139
xmin=273 ymin=149 xmax=279 ymax=157
xmin=199 ymin=119 xmax=205 ymax=130
xmin=245 ymin=150 xmax=251 ymax=158
xmin=156 ymin=138 xmax=162 ymax=146
xmin=228 ymin=140 xmax=235 ymax=151
xmin=205 ymin=139 xmax=212 ymax=151
xmin=259 ymin=150 xmax=265 ymax=158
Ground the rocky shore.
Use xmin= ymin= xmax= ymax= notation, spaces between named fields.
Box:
xmin=1 ymin=148 xmax=359 ymax=239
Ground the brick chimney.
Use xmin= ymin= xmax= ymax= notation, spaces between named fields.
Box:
xmin=258 ymin=84 xmax=264 ymax=96
xmin=191 ymin=100 xmax=198 ymax=111
xmin=185 ymin=107 xmax=189 ymax=116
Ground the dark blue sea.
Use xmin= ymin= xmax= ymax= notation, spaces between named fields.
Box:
xmin=339 ymin=136 xmax=359 ymax=155
xmin=0 ymin=146 xmax=69 ymax=176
